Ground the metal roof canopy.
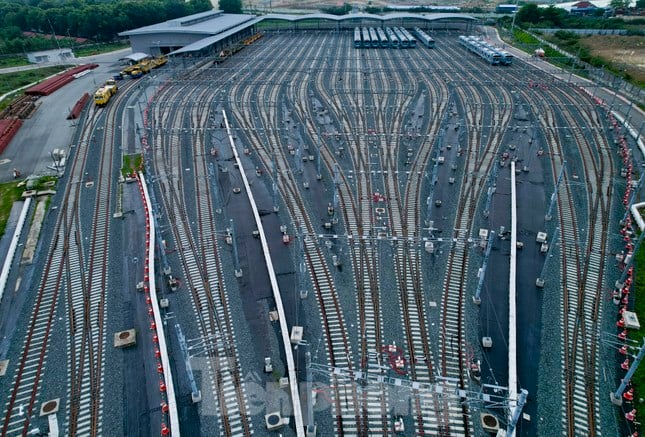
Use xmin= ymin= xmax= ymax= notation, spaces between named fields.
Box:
xmin=119 ymin=52 xmax=150 ymax=63
xmin=119 ymin=11 xmax=256 ymax=37
xmin=169 ymin=19 xmax=260 ymax=55
xmin=259 ymin=12 xmax=476 ymax=22
xmin=123 ymin=10 xmax=477 ymax=56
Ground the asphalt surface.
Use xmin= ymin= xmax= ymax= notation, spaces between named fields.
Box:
xmin=0 ymin=49 xmax=133 ymax=183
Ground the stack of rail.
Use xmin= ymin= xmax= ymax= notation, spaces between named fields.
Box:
xmin=458 ymin=35 xmax=513 ymax=65
xmin=0 ymin=118 xmax=23 ymax=154
xmin=0 ymin=95 xmax=38 ymax=119
xmin=25 ymin=64 xmax=98 ymax=96
xmin=0 ymin=64 xmax=98 ymax=151
xmin=0 ymin=64 xmax=97 ymax=154
xmin=67 ymin=93 xmax=90 ymax=119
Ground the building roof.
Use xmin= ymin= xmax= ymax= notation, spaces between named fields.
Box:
xmin=119 ymin=10 xmax=256 ymax=37
xmin=385 ymin=4 xmax=461 ymax=11
xmin=119 ymin=52 xmax=150 ymax=62
xmin=170 ymin=20 xmax=262 ymax=55
xmin=260 ymin=12 xmax=474 ymax=22
xmin=124 ymin=10 xmax=477 ymax=56
xmin=572 ymin=1 xmax=598 ymax=7
xmin=28 ymin=48 xmax=73 ymax=57
xmin=539 ymin=0 xmax=609 ymax=10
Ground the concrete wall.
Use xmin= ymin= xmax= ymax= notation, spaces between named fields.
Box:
xmin=128 ymin=33 xmax=206 ymax=55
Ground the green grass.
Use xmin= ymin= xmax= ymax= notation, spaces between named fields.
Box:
xmin=628 ymin=245 xmax=645 ymax=395
xmin=0 ymin=55 xmax=30 ymax=69
xmin=28 ymin=175 xmax=58 ymax=191
xmin=73 ymin=42 xmax=129 ymax=58
xmin=122 ymin=153 xmax=143 ymax=177
xmin=0 ymin=181 xmax=23 ymax=237
xmin=0 ymin=65 xmax=72 ymax=96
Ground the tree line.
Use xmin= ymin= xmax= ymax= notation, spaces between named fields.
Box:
xmin=505 ymin=3 xmax=644 ymax=32
xmin=0 ymin=0 xmax=212 ymax=54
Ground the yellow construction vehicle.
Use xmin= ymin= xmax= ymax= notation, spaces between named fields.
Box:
xmin=94 ymin=78 xmax=118 ymax=106
xmin=153 ymin=55 xmax=168 ymax=68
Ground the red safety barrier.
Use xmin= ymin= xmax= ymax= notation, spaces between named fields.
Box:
xmin=0 ymin=118 xmax=24 ymax=154
xmin=25 ymin=64 xmax=98 ymax=96
xmin=67 ymin=93 xmax=90 ymax=120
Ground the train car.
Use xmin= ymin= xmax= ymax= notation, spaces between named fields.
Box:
xmin=394 ymin=27 xmax=408 ymax=48
xmin=153 ymin=55 xmax=168 ymax=68
xmin=369 ymin=28 xmax=379 ymax=48
xmin=483 ymin=48 xmax=501 ymax=65
xmin=377 ymin=27 xmax=389 ymax=48
xmin=414 ymin=27 xmax=435 ymax=48
xmin=459 ymin=35 xmax=503 ymax=65
xmin=498 ymin=50 xmax=513 ymax=65
xmin=94 ymin=77 xmax=119 ymax=107
xmin=354 ymin=27 xmax=362 ymax=48
xmin=362 ymin=27 xmax=371 ymax=48
xmin=401 ymin=28 xmax=417 ymax=48
xmin=386 ymin=27 xmax=399 ymax=49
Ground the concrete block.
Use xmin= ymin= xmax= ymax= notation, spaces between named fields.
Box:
xmin=40 ymin=398 xmax=60 ymax=416
xmin=114 ymin=329 xmax=136 ymax=348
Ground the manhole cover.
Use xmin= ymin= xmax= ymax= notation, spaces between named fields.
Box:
xmin=42 ymin=401 xmax=57 ymax=413
xmin=483 ymin=414 xmax=497 ymax=427
xmin=119 ymin=331 xmax=131 ymax=340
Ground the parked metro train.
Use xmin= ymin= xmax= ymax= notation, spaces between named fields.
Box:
xmin=459 ymin=35 xmax=512 ymax=65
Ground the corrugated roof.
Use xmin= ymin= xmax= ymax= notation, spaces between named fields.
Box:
xmin=119 ymin=11 xmax=256 ymax=36
xmin=260 ymin=12 xmax=474 ymax=22
xmin=128 ymin=11 xmax=477 ymax=56
xmin=169 ymin=21 xmax=261 ymax=55
xmin=119 ymin=52 xmax=150 ymax=62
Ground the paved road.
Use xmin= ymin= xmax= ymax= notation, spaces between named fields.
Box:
xmin=0 ymin=49 xmax=134 ymax=183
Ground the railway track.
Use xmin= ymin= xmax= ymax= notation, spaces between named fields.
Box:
xmin=527 ymin=84 xmax=612 ymax=436
xmin=135 ymin=30 xmax=621 ymax=436
xmin=150 ymin=77 xmax=253 ymax=435
xmin=65 ymin=87 xmax=120 ymax=436
xmin=2 ymin=80 xmax=138 ymax=436
xmin=228 ymin=33 xmax=361 ymax=434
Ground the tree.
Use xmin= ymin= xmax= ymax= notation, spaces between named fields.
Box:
xmin=219 ymin=0 xmax=242 ymax=14
xmin=610 ymin=0 xmax=630 ymax=9
xmin=516 ymin=4 xmax=541 ymax=25
xmin=637 ymin=0 xmax=645 ymax=9
xmin=541 ymin=5 xmax=566 ymax=27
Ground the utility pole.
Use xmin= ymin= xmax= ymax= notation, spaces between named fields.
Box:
xmin=507 ymin=389 xmax=529 ymax=436
xmin=229 ymin=219 xmax=243 ymax=278
xmin=175 ymin=323 xmax=202 ymax=403
xmin=545 ymin=161 xmax=566 ymax=221
xmin=483 ymin=164 xmax=498 ymax=218
xmin=473 ymin=231 xmax=494 ymax=304
xmin=305 ymin=347 xmax=316 ymax=436
xmin=272 ymin=152 xmax=279 ymax=212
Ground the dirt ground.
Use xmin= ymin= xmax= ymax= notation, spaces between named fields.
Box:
xmin=579 ymin=35 xmax=645 ymax=84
